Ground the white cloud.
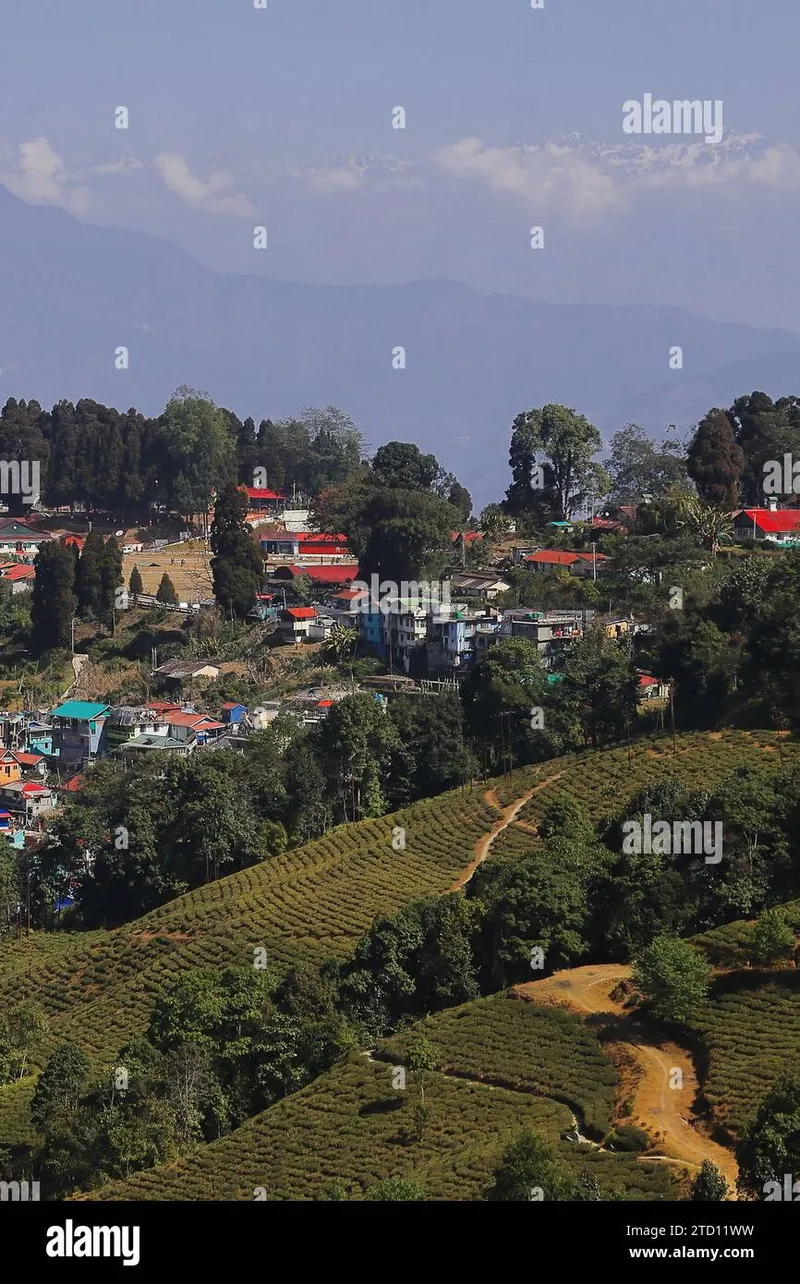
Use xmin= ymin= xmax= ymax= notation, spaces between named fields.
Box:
xmin=153 ymin=152 xmax=254 ymax=216
xmin=433 ymin=138 xmax=626 ymax=222
xmin=1 ymin=137 xmax=88 ymax=212
xmin=433 ymin=134 xmax=800 ymax=222
xmin=290 ymin=155 xmax=421 ymax=194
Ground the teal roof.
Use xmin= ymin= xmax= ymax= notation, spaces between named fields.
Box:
xmin=51 ymin=701 xmax=110 ymax=721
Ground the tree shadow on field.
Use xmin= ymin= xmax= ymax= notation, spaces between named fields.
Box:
xmin=359 ymin=1097 xmax=406 ymax=1118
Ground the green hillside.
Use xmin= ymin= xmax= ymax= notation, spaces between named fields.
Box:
xmin=382 ymin=991 xmax=619 ymax=1136
xmin=1 ymin=729 xmax=795 ymax=1197
xmin=687 ymin=972 xmax=800 ymax=1139
xmin=86 ymin=991 xmax=675 ymax=1202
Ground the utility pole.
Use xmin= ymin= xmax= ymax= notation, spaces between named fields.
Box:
xmin=669 ymin=681 xmax=677 ymax=755
xmin=590 ymin=542 xmax=597 ymax=582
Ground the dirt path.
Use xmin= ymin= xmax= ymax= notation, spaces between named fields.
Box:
xmin=514 ymin=964 xmax=739 ymax=1192
xmin=449 ymin=771 xmax=566 ymax=891
xmin=59 ymin=653 xmax=88 ymax=700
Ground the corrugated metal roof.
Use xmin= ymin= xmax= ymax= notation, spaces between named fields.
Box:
xmin=51 ymin=701 xmax=110 ymax=720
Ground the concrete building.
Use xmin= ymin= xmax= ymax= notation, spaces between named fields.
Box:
xmin=50 ymin=701 xmax=110 ymax=767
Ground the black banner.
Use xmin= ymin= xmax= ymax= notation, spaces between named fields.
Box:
xmin=1 ymin=1198 xmax=793 ymax=1271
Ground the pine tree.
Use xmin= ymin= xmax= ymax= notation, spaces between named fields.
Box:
xmin=210 ymin=482 xmax=263 ymax=620
xmin=129 ymin=565 xmax=143 ymax=603
xmin=156 ymin=573 xmax=178 ymax=605
xmin=98 ymin=537 xmax=123 ymax=630
xmin=32 ymin=542 xmax=77 ymax=653
xmin=75 ymin=531 xmax=105 ymax=616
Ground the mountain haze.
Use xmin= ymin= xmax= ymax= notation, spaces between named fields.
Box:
xmin=1 ymin=184 xmax=798 ymax=504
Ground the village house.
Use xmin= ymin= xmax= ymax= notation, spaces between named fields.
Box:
xmin=0 ymin=563 xmax=36 ymax=593
xmin=120 ymin=733 xmax=192 ymax=760
xmin=0 ymin=779 xmax=56 ymax=823
xmin=152 ymin=659 xmax=221 ymax=682
xmin=731 ymin=505 xmax=800 ymax=543
xmin=261 ymin=531 xmax=352 ymax=566
xmin=0 ymin=519 xmax=53 ymax=562
xmin=327 ymin=587 xmax=362 ymax=626
xmin=280 ymin=605 xmax=318 ymax=642
xmin=0 ymin=749 xmax=46 ymax=784
xmin=219 ymin=702 xmax=247 ymax=726
xmin=107 ymin=707 xmax=172 ymax=751
xmin=164 ymin=710 xmax=226 ymax=745
xmin=50 ymin=701 xmax=110 ymax=767
xmin=243 ymin=485 xmax=287 ymax=519
xmin=499 ymin=610 xmax=591 ymax=668
xmin=524 ymin=549 xmax=610 ymax=578
xmin=446 ymin=572 xmax=511 ymax=600
xmin=426 ymin=611 xmax=483 ymax=672
xmin=258 ymin=527 xmax=300 ymax=558
xmin=637 ymin=674 xmax=670 ymax=702
xmin=59 ymin=533 xmax=85 ymax=553
xmin=588 ymin=505 xmax=639 ymax=535
xmin=271 ymin=563 xmax=359 ymax=592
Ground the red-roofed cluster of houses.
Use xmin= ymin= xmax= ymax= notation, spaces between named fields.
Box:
xmin=524 ymin=549 xmax=610 ymax=577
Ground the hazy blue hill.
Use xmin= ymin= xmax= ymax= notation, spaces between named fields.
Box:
xmin=1 ymin=184 xmax=798 ymax=502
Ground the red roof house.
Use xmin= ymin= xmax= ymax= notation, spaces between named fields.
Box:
xmin=525 ymin=550 xmax=609 ymax=576
xmin=732 ymin=508 xmax=800 ymax=540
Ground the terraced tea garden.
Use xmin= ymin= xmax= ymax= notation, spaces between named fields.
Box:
xmin=489 ymin=731 xmax=795 ymax=861
xmin=88 ymin=1007 xmax=675 ymax=1202
xmin=1 ymin=729 xmax=794 ymax=1198
xmin=687 ymin=972 xmax=800 ymax=1138
xmin=693 ymin=901 xmax=800 ymax=967
xmin=0 ymin=788 xmax=499 ymax=1067
xmin=382 ymin=991 xmax=619 ymax=1136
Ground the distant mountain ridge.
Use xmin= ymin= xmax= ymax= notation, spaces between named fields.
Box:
xmin=0 ymin=183 xmax=798 ymax=505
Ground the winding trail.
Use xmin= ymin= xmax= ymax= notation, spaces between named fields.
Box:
xmin=514 ymin=964 xmax=739 ymax=1192
xmin=449 ymin=772 xmax=566 ymax=891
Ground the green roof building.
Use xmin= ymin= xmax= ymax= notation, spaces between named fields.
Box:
xmin=50 ymin=701 xmax=111 ymax=767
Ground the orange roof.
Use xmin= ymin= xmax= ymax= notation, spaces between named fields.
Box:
xmin=525 ymin=550 xmax=580 ymax=566
xmin=285 ymin=607 xmax=317 ymax=620
xmin=525 ymin=549 xmax=608 ymax=567
xmin=1 ymin=564 xmax=35 ymax=580
xmin=243 ymin=486 xmax=286 ymax=501
xmin=60 ymin=774 xmax=86 ymax=792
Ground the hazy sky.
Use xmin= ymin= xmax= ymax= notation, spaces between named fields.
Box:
xmin=2 ymin=1 xmax=798 ymax=327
